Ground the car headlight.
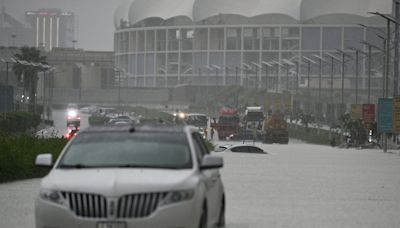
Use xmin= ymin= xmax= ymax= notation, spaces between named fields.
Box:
xmin=160 ymin=190 xmax=195 ymax=206
xmin=40 ymin=189 xmax=64 ymax=205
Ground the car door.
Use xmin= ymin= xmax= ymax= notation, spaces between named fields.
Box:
xmin=192 ymin=133 xmax=222 ymax=224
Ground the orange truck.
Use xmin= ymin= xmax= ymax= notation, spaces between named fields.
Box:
xmin=263 ymin=113 xmax=289 ymax=144
xmin=211 ymin=107 xmax=240 ymax=140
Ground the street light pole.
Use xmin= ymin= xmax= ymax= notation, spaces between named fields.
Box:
xmin=235 ymin=66 xmax=239 ymax=86
xmin=355 ymin=50 xmax=359 ymax=104
xmin=341 ymin=52 xmax=345 ymax=109
xmin=367 ymin=45 xmax=372 ymax=104
xmin=262 ymin=61 xmax=273 ymax=92
xmin=118 ymin=71 xmax=121 ymax=109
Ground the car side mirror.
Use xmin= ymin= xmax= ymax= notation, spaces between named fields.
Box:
xmin=35 ymin=154 xmax=53 ymax=167
xmin=200 ymin=155 xmax=223 ymax=170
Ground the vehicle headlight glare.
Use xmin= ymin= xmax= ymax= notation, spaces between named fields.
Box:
xmin=40 ymin=189 xmax=64 ymax=205
xmin=161 ymin=190 xmax=194 ymax=206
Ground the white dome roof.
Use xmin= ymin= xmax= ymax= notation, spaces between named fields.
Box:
xmin=114 ymin=0 xmax=134 ymax=28
xmin=128 ymin=0 xmax=195 ymax=26
xmin=301 ymin=0 xmax=392 ymax=22
xmin=115 ymin=0 xmax=392 ymax=28
xmin=193 ymin=0 xmax=301 ymax=21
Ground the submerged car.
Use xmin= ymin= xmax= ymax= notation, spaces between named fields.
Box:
xmin=35 ymin=125 xmax=225 ymax=228
xmin=215 ymin=144 xmax=267 ymax=154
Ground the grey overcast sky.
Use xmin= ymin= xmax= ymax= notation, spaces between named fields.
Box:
xmin=4 ymin=0 xmax=126 ymax=51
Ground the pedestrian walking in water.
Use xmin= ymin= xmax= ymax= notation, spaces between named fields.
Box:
xmin=211 ymin=128 xmax=215 ymax=140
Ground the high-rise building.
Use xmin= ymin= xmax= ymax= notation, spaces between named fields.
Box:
xmin=25 ymin=8 xmax=75 ymax=51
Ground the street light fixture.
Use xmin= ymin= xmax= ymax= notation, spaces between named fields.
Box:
xmin=271 ymin=60 xmax=282 ymax=93
xmin=282 ymin=59 xmax=295 ymax=93
xmin=303 ymin=56 xmax=317 ymax=94
xmin=251 ymin=62 xmax=262 ymax=89
xmin=262 ymin=61 xmax=273 ymax=91
xmin=313 ymin=55 xmax=327 ymax=101
xmin=369 ymin=11 xmax=400 ymax=98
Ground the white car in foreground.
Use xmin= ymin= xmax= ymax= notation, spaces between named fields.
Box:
xmin=35 ymin=125 xmax=225 ymax=228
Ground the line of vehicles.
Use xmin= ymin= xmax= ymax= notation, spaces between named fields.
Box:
xmin=211 ymin=106 xmax=289 ymax=144
xmin=172 ymin=105 xmax=288 ymax=144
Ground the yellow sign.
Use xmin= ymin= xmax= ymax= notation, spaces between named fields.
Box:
xmin=351 ymin=104 xmax=362 ymax=120
xmin=264 ymin=94 xmax=292 ymax=113
xmin=393 ymin=97 xmax=400 ymax=133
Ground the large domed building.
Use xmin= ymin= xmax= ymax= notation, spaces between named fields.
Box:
xmin=114 ymin=0 xmax=392 ymax=93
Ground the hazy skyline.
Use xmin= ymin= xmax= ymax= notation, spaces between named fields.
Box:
xmin=3 ymin=0 xmax=126 ymax=51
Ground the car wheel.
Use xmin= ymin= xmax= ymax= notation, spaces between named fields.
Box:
xmin=217 ymin=197 xmax=225 ymax=227
xmin=199 ymin=203 xmax=207 ymax=228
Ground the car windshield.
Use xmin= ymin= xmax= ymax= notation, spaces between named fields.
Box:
xmin=59 ymin=132 xmax=192 ymax=169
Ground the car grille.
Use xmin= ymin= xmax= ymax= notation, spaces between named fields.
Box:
xmin=62 ymin=192 xmax=108 ymax=218
xmin=117 ymin=192 xmax=168 ymax=218
xmin=61 ymin=192 xmax=168 ymax=219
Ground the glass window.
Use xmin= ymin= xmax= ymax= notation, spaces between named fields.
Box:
xmin=128 ymin=54 xmax=136 ymax=76
xmin=156 ymin=30 xmax=166 ymax=51
xmin=137 ymin=54 xmax=144 ymax=75
xmin=168 ymin=53 xmax=179 ymax=74
xmin=231 ymin=146 xmax=248 ymax=152
xmin=138 ymin=31 xmax=145 ymax=52
xmin=145 ymin=54 xmax=155 ymax=75
xmin=322 ymin=27 xmax=342 ymax=50
xmin=181 ymin=53 xmax=193 ymax=75
xmin=193 ymin=28 xmax=208 ymax=50
xmin=193 ymin=53 xmax=207 ymax=73
xmin=227 ymin=28 xmax=242 ymax=50
xmin=182 ymin=29 xmax=194 ymax=50
xmin=344 ymin=27 xmax=363 ymax=50
xmin=168 ymin=29 xmax=180 ymax=51
xmin=210 ymin=28 xmax=225 ymax=50
xmin=302 ymin=27 xmax=321 ymax=50
xmin=244 ymin=28 xmax=260 ymax=50
xmin=156 ymin=53 xmax=166 ymax=74
xmin=129 ymin=31 xmax=136 ymax=52
xmin=146 ymin=30 xmax=155 ymax=51
xmin=282 ymin=39 xmax=299 ymax=50
xmin=282 ymin=27 xmax=299 ymax=38
xmin=210 ymin=52 xmax=224 ymax=67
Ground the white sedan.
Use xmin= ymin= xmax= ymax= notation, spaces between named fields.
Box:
xmin=34 ymin=125 xmax=225 ymax=228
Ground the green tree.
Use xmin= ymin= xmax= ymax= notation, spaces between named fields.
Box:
xmin=12 ymin=47 xmax=47 ymax=113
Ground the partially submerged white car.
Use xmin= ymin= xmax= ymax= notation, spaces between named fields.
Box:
xmin=35 ymin=125 xmax=225 ymax=228
xmin=215 ymin=144 xmax=267 ymax=154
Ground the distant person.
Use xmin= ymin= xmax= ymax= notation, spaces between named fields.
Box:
xmin=210 ymin=128 xmax=215 ymax=140
xmin=330 ymin=137 xmax=336 ymax=147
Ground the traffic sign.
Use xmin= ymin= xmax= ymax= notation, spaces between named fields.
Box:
xmin=378 ymin=98 xmax=393 ymax=133
xmin=362 ymin=104 xmax=375 ymax=126
xmin=393 ymin=97 xmax=400 ymax=133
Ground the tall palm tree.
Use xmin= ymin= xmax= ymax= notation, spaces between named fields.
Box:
xmin=12 ymin=47 xmax=47 ymax=113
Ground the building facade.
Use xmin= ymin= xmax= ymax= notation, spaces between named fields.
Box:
xmin=114 ymin=0 xmax=392 ymax=100
xmin=25 ymin=8 xmax=75 ymax=51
